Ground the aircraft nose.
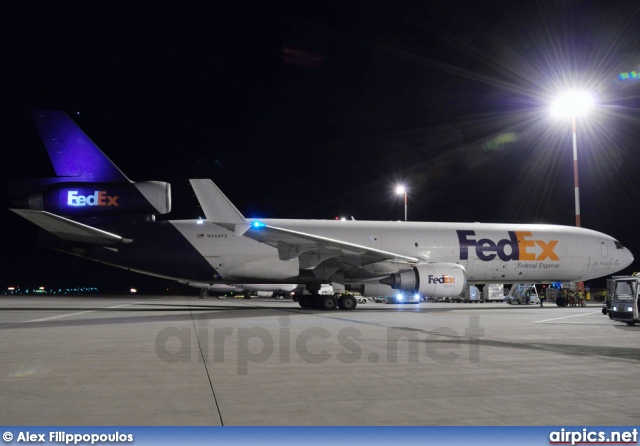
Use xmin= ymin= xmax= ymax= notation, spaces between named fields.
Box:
xmin=623 ymin=247 xmax=634 ymax=269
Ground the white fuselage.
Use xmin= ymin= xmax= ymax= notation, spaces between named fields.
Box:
xmin=171 ymin=219 xmax=632 ymax=284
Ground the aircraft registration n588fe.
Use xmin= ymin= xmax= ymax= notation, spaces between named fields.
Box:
xmin=10 ymin=110 xmax=633 ymax=310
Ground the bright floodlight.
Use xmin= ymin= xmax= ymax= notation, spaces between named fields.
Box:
xmin=551 ymin=91 xmax=595 ymax=117
xmin=395 ymin=185 xmax=408 ymax=221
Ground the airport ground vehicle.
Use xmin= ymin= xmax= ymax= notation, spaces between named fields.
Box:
xmin=483 ymin=284 xmax=505 ymax=302
xmin=506 ymin=284 xmax=540 ymax=305
xmin=453 ymin=284 xmax=503 ymax=303
xmin=602 ymin=278 xmax=615 ymax=315
xmin=608 ymin=274 xmax=640 ymax=326
xmin=457 ymin=285 xmax=482 ymax=303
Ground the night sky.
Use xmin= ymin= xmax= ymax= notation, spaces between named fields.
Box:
xmin=4 ymin=1 xmax=640 ymax=293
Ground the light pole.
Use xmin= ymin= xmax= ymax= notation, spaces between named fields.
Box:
xmin=551 ymin=91 xmax=594 ymax=227
xmin=395 ymin=185 xmax=407 ymax=221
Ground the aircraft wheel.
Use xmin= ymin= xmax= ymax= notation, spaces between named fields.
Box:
xmin=321 ymin=295 xmax=338 ymax=311
xmin=299 ymin=296 xmax=312 ymax=308
xmin=312 ymin=295 xmax=324 ymax=309
xmin=626 ymin=321 xmax=636 ymax=326
xmin=338 ymin=295 xmax=358 ymax=311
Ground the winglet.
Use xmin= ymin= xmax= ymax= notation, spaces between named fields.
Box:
xmin=189 ymin=179 xmax=250 ymax=235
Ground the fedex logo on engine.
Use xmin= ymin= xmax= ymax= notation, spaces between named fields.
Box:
xmin=457 ymin=230 xmax=559 ymax=262
xmin=67 ymin=191 xmax=119 ymax=207
xmin=428 ymin=275 xmax=455 ymax=284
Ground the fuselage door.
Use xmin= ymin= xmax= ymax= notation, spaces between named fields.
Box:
xmin=599 ymin=239 xmax=608 ymax=257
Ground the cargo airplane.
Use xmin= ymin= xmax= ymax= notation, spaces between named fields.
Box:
xmin=10 ymin=110 xmax=634 ymax=310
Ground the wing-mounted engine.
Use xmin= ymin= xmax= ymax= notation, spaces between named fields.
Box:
xmin=380 ymin=263 xmax=466 ymax=298
xmin=15 ymin=181 xmax=171 ymax=218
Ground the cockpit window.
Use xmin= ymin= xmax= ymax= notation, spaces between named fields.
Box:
xmin=615 ymin=241 xmax=623 ymax=249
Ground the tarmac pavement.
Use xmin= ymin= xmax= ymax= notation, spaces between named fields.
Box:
xmin=1 ymin=296 xmax=639 ymax=426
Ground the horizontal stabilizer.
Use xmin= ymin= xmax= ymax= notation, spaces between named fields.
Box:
xmin=10 ymin=209 xmax=132 ymax=245
xmin=189 ymin=179 xmax=250 ymax=235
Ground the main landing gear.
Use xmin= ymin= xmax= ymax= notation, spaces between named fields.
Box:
xmin=298 ymin=294 xmax=358 ymax=311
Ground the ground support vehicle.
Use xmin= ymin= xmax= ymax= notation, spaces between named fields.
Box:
xmin=461 ymin=285 xmax=481 ymax=303
xmin=483 ymin=284 xmax=505 ymax=302
xmin=506 ymin=284 xmax=540 ymax=305
xmin=608 ymin=274 xmax=640 ymax=326
xmin=602 ymin=278 xmax=617 ymax=315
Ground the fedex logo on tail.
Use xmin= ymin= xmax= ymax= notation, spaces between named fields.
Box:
xmin=67 ymin=191 xmax=119 ymax=207
xmin=457 ymin=230 xmax=559 ymax=262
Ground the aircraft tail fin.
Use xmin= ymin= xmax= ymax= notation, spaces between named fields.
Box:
xmin=31 ymin=110 xmax=131 ymax=183
xmin=11 ymin=110 xmax=172 ymax=220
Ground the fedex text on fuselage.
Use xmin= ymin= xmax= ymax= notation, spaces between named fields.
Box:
xmin=457 ymin=230 xmax=559 ymax=262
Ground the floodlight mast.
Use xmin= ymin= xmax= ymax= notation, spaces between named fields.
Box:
xmin=571 ymin=115 xmax=580 ymax=227
xmin=551 ymin=91 xmax=594 ymax=227
xmin=395 ymin=185 xmax=407 ymax=221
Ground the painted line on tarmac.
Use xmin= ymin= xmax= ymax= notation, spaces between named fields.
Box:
xmin=22 ymin=302 xmax=142 ymax=323
xmin=533 ymin=311 xmax=601 ymax=323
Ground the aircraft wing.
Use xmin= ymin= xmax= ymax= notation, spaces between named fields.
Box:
xmin=10 ymin=209 xmax=132 ymax=245
xmin=244 ymin=223 xmax=419 ymax=269
xmin=188 ymin=178 xmax=418 ymax=269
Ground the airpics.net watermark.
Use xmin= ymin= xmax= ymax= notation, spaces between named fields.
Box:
xmin=155 ymin=315 xmax=485 ymax=374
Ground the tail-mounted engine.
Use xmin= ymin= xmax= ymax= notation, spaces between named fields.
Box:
xmin=15 ymin=181 xmax=171 ymax=218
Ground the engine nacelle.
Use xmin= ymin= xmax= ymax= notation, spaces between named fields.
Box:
xmin=381 ymin=263 xmax=466 ymax=298
xmin=22 ymin=181 xmax=171 ymax=217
